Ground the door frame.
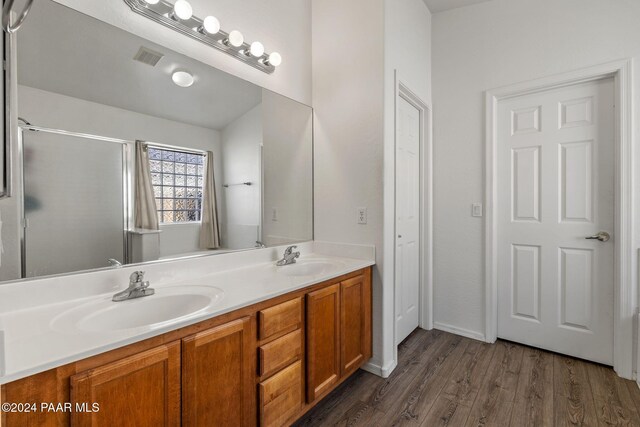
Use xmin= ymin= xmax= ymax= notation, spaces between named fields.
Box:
xmin=394 ymin=75 xmax=433 ymax=345
xmin=484 ymin=59 xmax=634 ymax=378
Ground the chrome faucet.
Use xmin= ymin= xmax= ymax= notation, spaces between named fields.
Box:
xmin=276 ymin=245 xmax=300 ymax=266
xmin=255 ymin=240 xmax=267 ymax=249
xmin=112 ymin=271 xmax=155 ymax=302
xmin=108 ymin=258 xmax=122 ymax=268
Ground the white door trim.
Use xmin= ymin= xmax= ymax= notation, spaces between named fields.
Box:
xmin=485 ymin=59 xmax=634 ymax=379
xmin=394 ymin=75 xmax=433 ymax=345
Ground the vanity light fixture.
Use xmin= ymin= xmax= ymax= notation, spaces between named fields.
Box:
xmin=172 ymin=70 xmax=194 ymax=87
xmin=225 ymin=30 xmax=244 ymax=48
xmin=249 ymin=41 xmax=265 ymax=58
xmin=199 ymin=16 xmax=220 ymax=35
xmin=171 ymin=0 xmax=192 ymax=21
xmin=123 ymin=0 xmax=281 ymax=74
xmin=266 ymin=52 xmax=282 ymax=67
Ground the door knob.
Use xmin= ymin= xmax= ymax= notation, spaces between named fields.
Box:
xmin=585 ymin=231 xmax=610 ymax=242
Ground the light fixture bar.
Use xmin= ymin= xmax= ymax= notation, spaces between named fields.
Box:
xmin=123 ymin=0 xmax=276 ymax=74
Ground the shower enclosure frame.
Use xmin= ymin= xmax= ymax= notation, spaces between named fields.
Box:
xmin=17 ymin=124 xmax=133 ymax=278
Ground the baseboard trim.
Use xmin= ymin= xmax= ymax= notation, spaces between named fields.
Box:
xmin=361 ymin=359 xmax=397 ymax=379
xmin=434 ymin=322 xmax=486 ymax=342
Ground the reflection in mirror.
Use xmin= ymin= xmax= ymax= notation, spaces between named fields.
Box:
xmin=1 ymin=0 xmax=313 ymax=282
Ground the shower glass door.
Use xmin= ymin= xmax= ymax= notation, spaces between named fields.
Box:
xmin=22 ymin=129 xmax=127 ymax=277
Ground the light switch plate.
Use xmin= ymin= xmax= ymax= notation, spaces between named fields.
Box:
xmin=357 ymin=207 xmax=367 ymax=224
xmin=472 ymin=203 xmax=483 ymax=217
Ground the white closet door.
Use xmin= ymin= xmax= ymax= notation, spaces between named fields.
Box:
xmin=395 ymin=96 xmax=421 ymax=344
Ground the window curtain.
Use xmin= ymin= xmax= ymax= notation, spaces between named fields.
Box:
xmin=199 ymin=151 xmax=221 ymax=249
xmin=134 ymin=141 xmax=159 ymax=230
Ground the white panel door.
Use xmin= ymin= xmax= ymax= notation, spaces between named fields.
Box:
xmin=396 ymin=96 xmax=421 ymax=344
xmin=497 ymin=78 xmax=614 ymax=364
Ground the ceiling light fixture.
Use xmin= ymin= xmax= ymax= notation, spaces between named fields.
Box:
xmin=172 ymin=70 xmax=194 ymax=87
xmin=124 ymin=0 xmax=280 ymax=74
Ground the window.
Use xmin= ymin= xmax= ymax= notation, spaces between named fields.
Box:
xmin=148 ymin=146 xmax=205 ymax=224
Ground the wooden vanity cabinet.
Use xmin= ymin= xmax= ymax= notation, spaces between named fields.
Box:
xmin=70 ymin=342 xmax=181 ymax=427
xmin=306 ymin=271 xmax=372 ymax=404
xmin=305 ymin=283 xmax=341 ymax=402
xmin=0 ymin=267 xmax=372 ymax=427
xmin=340 ymin=274 xmax=372 ymax=376
xmin=182 ymin=317 xmax=254 ymax=427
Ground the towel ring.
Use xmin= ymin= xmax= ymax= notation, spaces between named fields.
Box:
xmin=2 ymin=0 xmax=35 ymax=33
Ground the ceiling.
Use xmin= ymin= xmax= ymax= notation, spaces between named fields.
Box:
xmin=17 ymin=0 xmax=262 ymax=131
xmin=423 ymin=0 xmax=493 ymax=13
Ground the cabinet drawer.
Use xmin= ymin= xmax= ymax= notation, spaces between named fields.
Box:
xmin=258 ymin=298 xmax=302 ymax=340
xmin=259 ymin=360 xmax=302 ymax=427
xmin=259 ymin=329 xmax=302 ymax=378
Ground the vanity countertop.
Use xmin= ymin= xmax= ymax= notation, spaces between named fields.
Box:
xmin=0 ymin=241 xmax=375 ymax=385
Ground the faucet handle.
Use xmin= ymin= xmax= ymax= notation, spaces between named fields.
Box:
xmin=285 ymin=245 xmax=297 ymax=255
xmin=129 ymin=271 xmax=145 ymax=284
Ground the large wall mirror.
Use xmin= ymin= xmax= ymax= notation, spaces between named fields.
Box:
xmin=0 ymin=0 xmax=313 ymax=282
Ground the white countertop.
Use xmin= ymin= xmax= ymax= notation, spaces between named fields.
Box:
xmin=0 ymin=241 xmax=375 ymax=385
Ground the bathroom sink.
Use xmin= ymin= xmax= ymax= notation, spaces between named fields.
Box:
xmin=51 ymin=285 xmax=224 ymax=333
xmin=277 ymin=260 xmax=343 ymax=277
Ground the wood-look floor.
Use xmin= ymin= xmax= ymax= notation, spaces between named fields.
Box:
xmin=294 ymin=329 xmax=640 ymax=427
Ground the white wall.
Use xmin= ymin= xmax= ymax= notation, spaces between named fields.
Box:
xmin=313 ymin=0 xmax=431 ymax=375
xmin=221 ymin=104 xmax=262 ymax=249
xmin=10 ymin=85 xmax=224 ymax=268
xmin=431 ymin=0 xmax=640 ymax=365
xmin=52 ymin=0 xmax=312 ymax=105
xmin=312 ymin=0 xmax=385 ymax=371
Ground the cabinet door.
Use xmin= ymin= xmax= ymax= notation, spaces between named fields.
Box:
xmin=340 ymin=274 xmax=372 ymax=376
xmin=182 ymin=317 xmax=254 ymax=427
xmin=305 ymin=283 xmax=340 ymax=402
xmin=70 ymin=342 xmax=181 ymax=427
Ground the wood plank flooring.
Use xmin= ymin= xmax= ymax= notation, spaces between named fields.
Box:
xmin=294 ymin=329 xmax=640 ymax=427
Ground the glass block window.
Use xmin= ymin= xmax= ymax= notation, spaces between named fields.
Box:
xmin=148 ymin=146 xmax=205 ymax=224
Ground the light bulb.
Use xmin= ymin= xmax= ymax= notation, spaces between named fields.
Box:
xmin=144 ymin=0 xmax=159 ymax=4
xmin=201 ymin=16 xmax=220 ymax=34
xmin=249 ymin=41 xmax=265 ymax=57
xmin=172 ymin=71 xmax=194 ymax=87
xmin=172 ymin=0 xmax=192 ymax=20
xmin=227 ymin=30 xmax=244 ymax=47
xmin=267 ymin=52 xmax=282 ymax=67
